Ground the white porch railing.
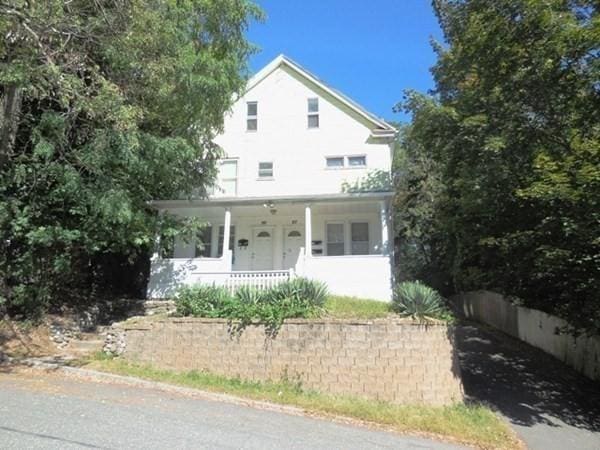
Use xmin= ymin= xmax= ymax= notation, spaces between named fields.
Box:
xmin=224 ymin=270 xmax=294 ymax=293
xmin=192 ymin=269 xmax=294 ymax=294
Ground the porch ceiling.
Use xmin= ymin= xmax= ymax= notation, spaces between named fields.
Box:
xmin=159 ymin=199 xmax=381 ymax=218
xmin=150 ymin=191 xmax=393 ymax=210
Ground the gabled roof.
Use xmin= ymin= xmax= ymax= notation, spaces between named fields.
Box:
xmin=245 ymin=54 xmax=397 ymax=136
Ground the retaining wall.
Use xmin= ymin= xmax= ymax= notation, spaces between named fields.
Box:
xmin=454 ymin=290 xmax=600 ymax=382
xmin=105 ymin=318 xmax=463 ymax=405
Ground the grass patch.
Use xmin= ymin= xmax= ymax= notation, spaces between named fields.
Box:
xmin=324 ymin=296 xmax=392 ymax=319
xmin=83 ymin=356 xmax=519 ymax=449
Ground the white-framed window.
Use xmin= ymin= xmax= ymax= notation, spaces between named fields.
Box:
xmin=324 ymin=155 xmax=367 ymax=169
xmin=307 ymin=98 xmax=319 ymax=128
xmin=258 ymin=161 xmax=273 ymax=178
xmin=326 ymin=156 xmax=344 ymax=168
xmin=195 ymin=225 xmax=213 ymax=258
xmin=326 ymin=223 xmax=345 ymax=256
xmin=219 ymin=159 xmax=237 ymax=196
xmin=217 ymin=225 xmax=235 ymax=258
xmin=351 ymin=222 xmax=369 ymax=255
xmin=247 ymin=101 xmax=257 ymax=131
xmin=348 ymin=155 xmax=367 ymax=167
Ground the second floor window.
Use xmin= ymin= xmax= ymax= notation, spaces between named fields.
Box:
xmin=307 ymin=98 xmax=319 ymax=128
xmin=326 ymin=157 xmax=344 ymax=168
xmin=219 ymin=160 xmax=237 ymax=196
xmin=348 ymin=155 xmax=366 ymax=167
xmin=247 ymin=101 xmax=257 ymax=131
xmin=258 ymin=162 xmax=273 ymax=178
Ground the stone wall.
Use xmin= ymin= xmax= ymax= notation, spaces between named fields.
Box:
xmin=105 ymin=318 xmax=463 ymax=405
xmin=454 ymin=290 xmax=600 ymax=382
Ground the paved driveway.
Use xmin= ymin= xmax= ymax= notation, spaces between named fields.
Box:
xmin=456 ymin=322 xmax=600 ymax=449
xmin=0 ymin=370 xmax=464 ymax=450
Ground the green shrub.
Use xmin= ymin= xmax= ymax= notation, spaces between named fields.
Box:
xmin=174 ymin=278 xmax=327 ymax=334
xmin=265 ymin=278 xmax=328 ymax=308
xmin=234 ymin=285 xmax=265 ymax=305
xmin=175 ymin=285 xmax=232 ymax=317
xmin=392 ymin=281 xmax=451 ymax=321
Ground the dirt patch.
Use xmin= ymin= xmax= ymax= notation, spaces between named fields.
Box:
xmin=0 ymin=319 xmax=59 ymax=358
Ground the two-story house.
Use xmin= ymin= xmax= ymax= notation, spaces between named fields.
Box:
xmin=147 ymin=55 xmax=396 ymax=300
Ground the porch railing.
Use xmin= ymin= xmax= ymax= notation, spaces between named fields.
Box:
xmin=193 ymin=269 xmax=294 ymax=293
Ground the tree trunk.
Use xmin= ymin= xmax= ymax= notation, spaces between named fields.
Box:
xmin=0 ymin=84 xmax=22 ymax=169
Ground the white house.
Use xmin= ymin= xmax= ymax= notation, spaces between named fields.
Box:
xmin=148 ymin=55 xmax=396 ymax=300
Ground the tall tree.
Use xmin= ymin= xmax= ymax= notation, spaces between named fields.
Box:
xmin=398 ymin=0 xmax=599 ymax=332
xmin=0 ymin=0 xmax=262 ymax=315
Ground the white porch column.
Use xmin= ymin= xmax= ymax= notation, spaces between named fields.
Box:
xmin=380 ymin=200 xmax=389 ymax=255
xmin=222 ymin=207 xmax=231 ymax=257
xmin=304 ymin=204 xmax=312 ymax=257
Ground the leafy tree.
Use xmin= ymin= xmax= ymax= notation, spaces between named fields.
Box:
xmin=397 ymin=0 xmax=599 ymax=332
xmin=0 ymin=0 xmax=262 ymax=316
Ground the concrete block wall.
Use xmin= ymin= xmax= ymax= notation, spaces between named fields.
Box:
xmin=107 ymin=318 xmax=464 ymax=406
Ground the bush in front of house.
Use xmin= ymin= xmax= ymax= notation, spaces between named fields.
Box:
xmin=392 ymin=281 xmax=452 ymax=321
xmin=174 ymin=278 xmax=328 ymax=332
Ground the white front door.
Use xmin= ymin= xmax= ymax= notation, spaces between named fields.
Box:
xmin=251 ymin=227 xmax=273 ymax=270
xmin=283 ymin=227 xmax=303 ymax=270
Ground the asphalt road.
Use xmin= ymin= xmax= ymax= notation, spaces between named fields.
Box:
xmin=0 ymin=370 xmax=464 ymax=450
xmin=456 ymin=323 xmax=600 ymax=450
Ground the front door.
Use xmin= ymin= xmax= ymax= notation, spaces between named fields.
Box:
xmin=283 ymin=227 xmax=303 ymax=270
xmin=251 ymin=227 xmax=273 ymax=270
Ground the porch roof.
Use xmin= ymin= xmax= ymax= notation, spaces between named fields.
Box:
xmin=150 ymin=191 xmax=394 ymax=209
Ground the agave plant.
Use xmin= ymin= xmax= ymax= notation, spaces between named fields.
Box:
xmin=392 ymin=281 xmax=446 ymax=321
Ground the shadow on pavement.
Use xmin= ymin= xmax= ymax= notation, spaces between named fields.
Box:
xmin=456 ymin=321 xmax=600 ymax=432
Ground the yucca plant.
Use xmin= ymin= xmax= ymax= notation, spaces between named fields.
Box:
xmin=234 ymin=285 xmax=265 ymax=305
xmin=392 ymin=281 xmax=447 ymax=321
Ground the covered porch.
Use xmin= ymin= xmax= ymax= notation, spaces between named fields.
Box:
xmin=147 ymin=193 xmax=394 ymax=300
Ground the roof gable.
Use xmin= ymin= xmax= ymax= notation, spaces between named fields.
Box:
xmin=245 ymin=55 xmax=396 ymax=136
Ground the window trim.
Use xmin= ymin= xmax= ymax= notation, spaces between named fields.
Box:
xmin=325 ymin=156 xmax=345 ymax=170
xmin=217 ymin=225 xmax=236 ymax=259
xmin=257 ymin=161 xmax=274 ymax=179
xmin=347 ymin=155 xmax=367 ymax=168
xmin=307 ymin=97 xmax=319 ymax=129
xmin=218 ymin=159 xmax=238 ymax=196
xmin=246 ymin=101 xmax=257 ymax=132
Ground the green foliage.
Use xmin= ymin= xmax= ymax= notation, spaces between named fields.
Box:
xmin=89 ymin=357 xmax=519 ymax=450
xmin=0 ymin=1 xmax=262 ymax=316
xmin=174 ymin=285 xmax=233 ymax=317
xmin=174 ymin=278 xmax=327 ymax=334
xmin=396 ymin=0 xmax=599 ymax=333
xmin=392 ymin=281 xmax=451 ymax=321
xmin=341 ymin=169 xmax=392 ymax=193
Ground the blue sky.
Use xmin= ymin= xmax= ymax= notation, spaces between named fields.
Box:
xmin=246 ymin=1 xmax=444 ymax=123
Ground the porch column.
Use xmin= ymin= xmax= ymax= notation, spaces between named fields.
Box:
xmin=222 ymin=207 xmax=231 ymax=257
xmin=380 ymin=200 xmax=389 ymax=255
xmin=304 ymin=204 xmax=312 ymax=257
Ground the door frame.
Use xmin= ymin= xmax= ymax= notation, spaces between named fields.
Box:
xmin=250 ymin=225 xmax=275 ymax=270
xmin=282 ymin=225 xmax=303 ymax=270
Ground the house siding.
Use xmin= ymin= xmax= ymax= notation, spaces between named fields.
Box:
xmin=213 ymin=65 xmax=392 ymax=198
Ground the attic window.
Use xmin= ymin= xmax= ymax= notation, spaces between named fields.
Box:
xmin=307 ymin=98 xmax=319 ymax=128
xmin=247 ymin=101 xmax=257 ymax=131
